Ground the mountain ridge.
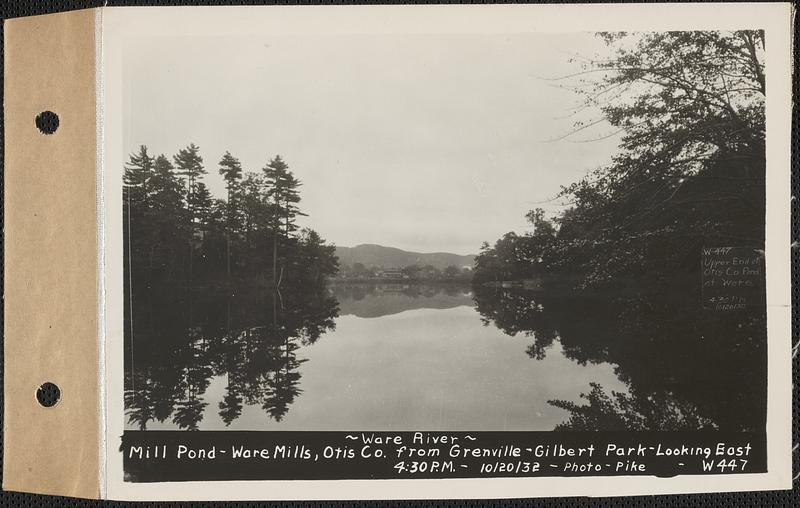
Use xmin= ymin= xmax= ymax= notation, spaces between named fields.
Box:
xmin=335 ymin=243 xmax=476 ymax=270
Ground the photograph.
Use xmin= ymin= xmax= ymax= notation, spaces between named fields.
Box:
xmin=1 ymin=2 xmax=790 ymax=501
xmin=120 ymin=27 xmax=769 ymax=436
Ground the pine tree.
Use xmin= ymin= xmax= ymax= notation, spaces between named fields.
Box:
xmin=173 ymin=143 xmax=206 ymax=216
xmin=263 ymin=155 xmax=305 ymax=237
xmin=189 ymin=182 xmax=213 ymax=233
xmin=124 ymin=145 xmax=155 ymax=207
xmin=123 ymin=146 xmax=155 ymax=284
xmin=239 ymin=172 xmax=267 ymax=249
xmin=148 ymin=155 xmax=187 ymax=279
xmin=150 ymin=155 xmax=185 ymax=216
xmin=219 ymin=151 xmax=244 ymax=278
xmin=262 ymin=155 xmax=304 ymax=284
xmin=218 ymin=151 xmax=243 ymax=223
xmin=173 ymin=144 xmax=205 ymax=281
xmin=123 ymin=144 xmax=339 ymax=291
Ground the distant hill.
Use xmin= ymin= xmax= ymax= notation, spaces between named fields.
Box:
xmin=335 ymin=244 xmax=475 ymax=270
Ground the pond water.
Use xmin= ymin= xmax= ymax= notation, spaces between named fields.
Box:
xmin=125 ymin=282 xmax=766 ymax=432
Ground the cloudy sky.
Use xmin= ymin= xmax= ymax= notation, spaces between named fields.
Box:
xmin=123 ymin=32 xmax=619 ymax=255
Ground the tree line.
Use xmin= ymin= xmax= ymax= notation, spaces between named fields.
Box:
xmin=337 ymin=262 xmax=472 ymax=281
xmin=123 ymin=144 xmax=338 ymax=289
xmin=473 ymin=31 xmax=766 ymax=292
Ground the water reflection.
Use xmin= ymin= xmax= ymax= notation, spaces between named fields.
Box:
xmin=124 ymin=282 xmax=765 ymax=431
xmin=125 ymin=282 xmax=338 ymax=430
xmin=334 ymin=282 xmax=474 ymax=318
xmin=473 ymin=287 xmax=766 ymax=431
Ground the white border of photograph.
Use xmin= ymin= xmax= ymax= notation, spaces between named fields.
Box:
xmin=101 ymin=3 xmax=793 ymax=500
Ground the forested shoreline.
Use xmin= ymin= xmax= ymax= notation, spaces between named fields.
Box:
xmin=123 ymin=146 xmax=341 ymax=428
xmin=123 ymin=145 xmax=339 ymax=290
xmin=468 ymin=31 xmax=768 ymax=431
xmin=123 ymin=30 xmax=768 ymax=433
xmin=473 ymin=31 xmax=766 ymax=295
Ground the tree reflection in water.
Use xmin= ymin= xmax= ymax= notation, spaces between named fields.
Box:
xmin=124 ymin=281 xmax=339 ymax=430
xmin=472 ymin=286 xmax=766 ymax=432
xmin=125 ymin=281 xmax=765 ymax=432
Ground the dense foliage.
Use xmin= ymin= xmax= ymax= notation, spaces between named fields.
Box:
xmin=473 ymin=31 xmax=766 ymax=290
xmin=123 ymin=145 xmax=338 ymax=290
xmin=472 ymin=31 xmax=768 ymax=431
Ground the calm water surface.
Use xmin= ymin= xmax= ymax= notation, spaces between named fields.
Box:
xmin=125 ymin=282 xmax=766 ymax=432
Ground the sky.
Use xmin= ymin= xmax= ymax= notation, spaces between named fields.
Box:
xmin=123 ymin=32 xmax=620 ymax=255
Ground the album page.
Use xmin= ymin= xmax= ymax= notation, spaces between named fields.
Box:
xmin=96 ymin=3 xmax=793 ymax=500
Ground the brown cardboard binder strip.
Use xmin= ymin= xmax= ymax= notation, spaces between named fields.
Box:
xmin=3 ymin=9 xmax=101 ymax=498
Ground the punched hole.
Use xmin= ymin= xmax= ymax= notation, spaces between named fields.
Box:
xmin=35 ymin=111 xmax=59 ymax=135
xmin=36 ymin=382 xmax=61 ymax=408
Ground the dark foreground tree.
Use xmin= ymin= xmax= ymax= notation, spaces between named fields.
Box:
xmin=554 ymin=30 xmax=766 ymax=288
xmin=219 ymin=151 xmax=244 ymax=278
xmin=474 ymin=31 xmax=766 ymax=291
xmin=173 ymin=143 xmax=206 ymax=280
xmin=263 ymin=155 xmax=307 ymax=284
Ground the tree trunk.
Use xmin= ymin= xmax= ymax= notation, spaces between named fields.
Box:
xmin=188 ymin=175 xmax=194 ymax=285
xmin=226 ymin=231 xmax=231 ymax=279
xmin=272 ymin=232 xmax=277 ymax=284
